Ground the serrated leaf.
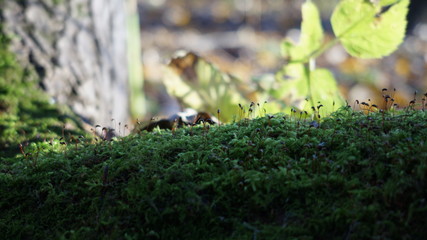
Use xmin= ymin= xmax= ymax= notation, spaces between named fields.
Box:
xmin=281 ymin=1 xmax=324 ymax=62
xmin=331 ymin=0 xmax=409 ymax=58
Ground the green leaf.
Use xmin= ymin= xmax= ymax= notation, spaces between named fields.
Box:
xmin=331 ymin=0 xmax=409 ymax=58
xmin=280 ymin=40 xmax=295 ymax=60
xmin=281 ymin=1 xmax=324 ymax=62
xmin=379 ymin=0 xmax=401 ymax=7
xmin=274 ymin=64 xmax=344 ymax=113
xmin=310 ymin=68 xmax=344 ymax=113
xmin=273 ymin=64 xmax=308 ymax=104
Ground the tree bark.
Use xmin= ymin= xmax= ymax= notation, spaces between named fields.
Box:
xmin=1 ymin=0 xmax=143 ymax=127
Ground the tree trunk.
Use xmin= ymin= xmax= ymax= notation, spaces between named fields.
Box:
xmin=1 ymin=0 xmax=144 ymax=127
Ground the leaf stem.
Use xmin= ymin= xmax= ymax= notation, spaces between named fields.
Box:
xmin=304 ymin=63 xmax=315 ymax=108
xmin=288 ymin=37 xmax=340 ymax=65
xmin=310 ymin=38 xmax=340 ymax=60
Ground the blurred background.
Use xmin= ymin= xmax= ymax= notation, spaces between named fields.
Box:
xmin=139 ymin=0 xmax=427 ymax=117
xmin=1 ymin=0 xmax=426 ymax=130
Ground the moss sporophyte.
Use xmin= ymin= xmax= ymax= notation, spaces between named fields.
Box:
xmin=2 ymin=99 xmax=427 ymax=239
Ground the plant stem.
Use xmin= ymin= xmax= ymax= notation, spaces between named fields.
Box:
xmin=304 ymin=63 xmax=315 ymax=108
xmin=288 ymin=38 xmax=340 ymax=65
xmin=310 ymin=38 xmax=340 ymax=60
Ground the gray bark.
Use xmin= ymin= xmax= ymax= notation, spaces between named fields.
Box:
xmin=1 ymin=0 xmax=132 ymax=127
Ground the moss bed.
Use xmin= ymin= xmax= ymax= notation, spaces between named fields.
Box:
xmin=1 ymin=105 xmax=427 ymax=239
xmin=2 ymin=22 xmax=427 ymax=240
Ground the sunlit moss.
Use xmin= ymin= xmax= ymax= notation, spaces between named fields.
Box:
xmin=1 ymin=107 xmax=427 ymax=239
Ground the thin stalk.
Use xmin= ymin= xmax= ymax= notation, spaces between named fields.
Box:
xmin=310 ymin=38 xmax=340 ymax=60
xmin=305 ymin=61 xmax=315 ymax=108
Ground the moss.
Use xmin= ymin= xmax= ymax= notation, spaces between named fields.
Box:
xmin=1 ymin=107 xmax=426 ymax=239
xmin=1 ymin=8 xmax=426 ymax=239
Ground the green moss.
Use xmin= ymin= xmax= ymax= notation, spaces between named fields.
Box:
xmin=1 ymin=9 xmax=426 ymax=239
xmin=1 ymin=107 xmax=426 ymax=239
